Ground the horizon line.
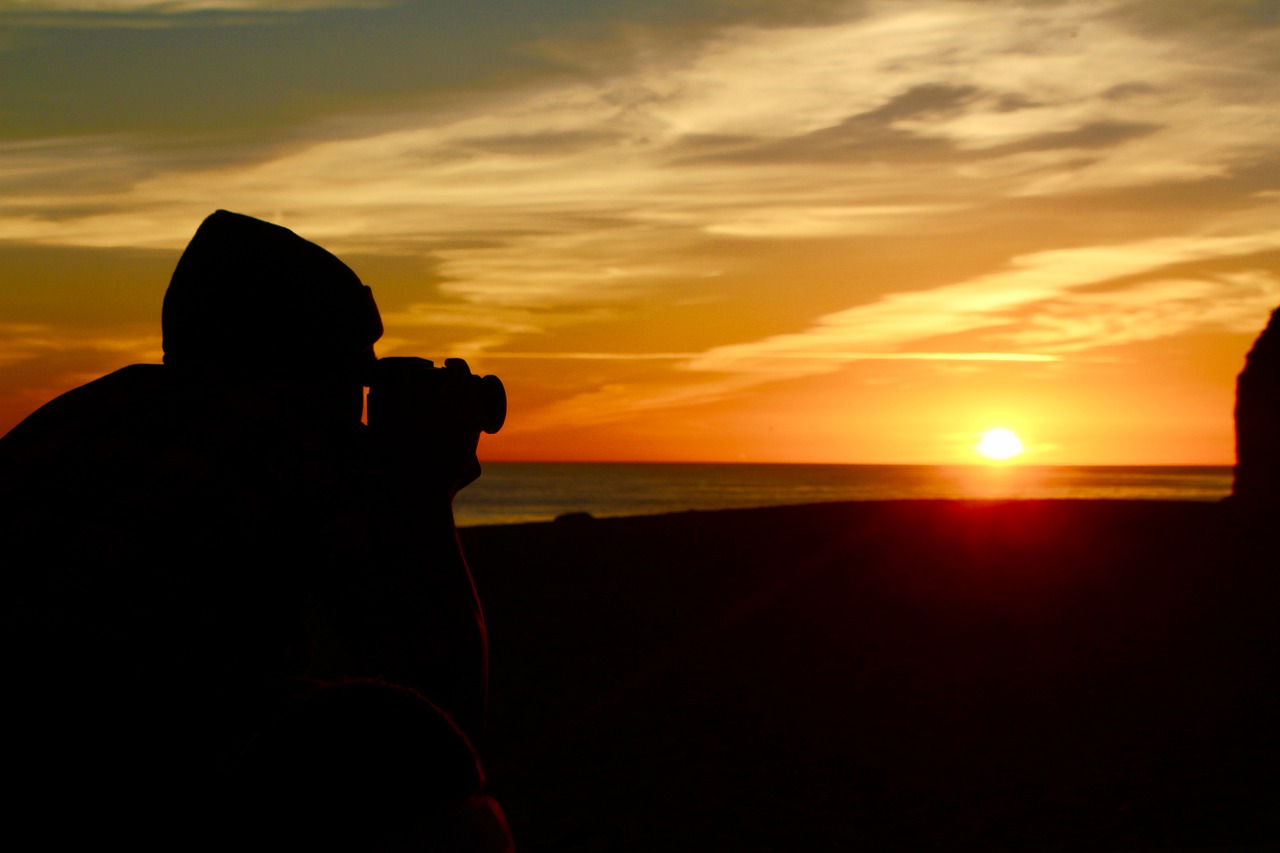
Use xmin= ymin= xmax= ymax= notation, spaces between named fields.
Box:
xmin=469 ymin=351 xmax=1063 ymax=362
xmin=474 ymin=459 xmax=1236 ymax=468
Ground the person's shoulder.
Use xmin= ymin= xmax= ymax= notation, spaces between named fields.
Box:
xmin=0 ymin=364 xmax=169 ymax=462
xmin=62 ymin=363 xmax=169 ymax=402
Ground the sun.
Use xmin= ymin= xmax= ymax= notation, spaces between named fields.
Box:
xmin=976 ymin=428 xmax=1025 ymax=461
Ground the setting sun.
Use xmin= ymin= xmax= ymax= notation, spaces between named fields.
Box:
xmin=976 ymin=428 xmax=1025 ymax=461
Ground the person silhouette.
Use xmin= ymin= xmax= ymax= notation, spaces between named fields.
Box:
xmin=1 ymin=210 xmax=511 ymax=849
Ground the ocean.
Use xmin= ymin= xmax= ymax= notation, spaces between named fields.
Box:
xmin=453 ymin=462 xmax=1235 ymax=527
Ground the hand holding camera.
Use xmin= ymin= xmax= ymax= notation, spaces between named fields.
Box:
xmin=366 ymin=357 xmax=506 ymax=496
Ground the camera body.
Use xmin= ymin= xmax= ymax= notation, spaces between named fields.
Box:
xmin=367 ymin=357 xmax=506 ymax=435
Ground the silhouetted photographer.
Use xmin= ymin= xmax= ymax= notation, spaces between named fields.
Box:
xmin=1 ymin=211 xmax=512 ymax=850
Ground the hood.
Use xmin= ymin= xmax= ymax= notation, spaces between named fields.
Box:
xmin=162 ymin=210 xmax=383 ymax=372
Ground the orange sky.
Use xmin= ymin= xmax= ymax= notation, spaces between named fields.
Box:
xmin=2 ymin=0 xmax=1278 ymax=464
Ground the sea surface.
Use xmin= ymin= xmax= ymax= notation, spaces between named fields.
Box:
xmin=453 ymin=462 xmax=1234 ymax=527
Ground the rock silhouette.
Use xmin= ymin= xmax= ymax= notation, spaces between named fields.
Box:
xmin=1232 ymin=305 xmax=1280 ymax=504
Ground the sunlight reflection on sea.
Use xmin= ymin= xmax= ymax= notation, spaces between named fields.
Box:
xmin=453 ymin=463 xmax=1233 ymax=527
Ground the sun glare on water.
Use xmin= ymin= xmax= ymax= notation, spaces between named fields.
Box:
xmin=976 ymin=428 xmax=1025 ymax=461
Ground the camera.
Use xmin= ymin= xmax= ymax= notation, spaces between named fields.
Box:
xmin=367 ymin=356 xmax=506 ymax=435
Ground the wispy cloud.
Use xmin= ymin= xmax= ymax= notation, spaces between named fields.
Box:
xmin=4 ymin=0 xmax=1275 ymax=260
xmin=0 ymin=0 xmax=380 ymax=12
xmin=0 ymin=323 xmax=60 ymax=368
xmin=0 ymin=322 xmax=159 ymax=367
xmin=689 ymin=231 xmax=1280 ymax=374
xmin=520 ymin=231 xmax=1280 ymax=428
xmin=1002 ymin=270 xmax=1280 ymax=350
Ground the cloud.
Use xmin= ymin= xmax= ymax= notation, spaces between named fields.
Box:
xmin=0 ymin=0 xmax=380 ymax=12
xmin=516 ymin=232 xmax=1280 ymax=429
xmin=0 ymin=321 xmax=159 ymax=368
xmin=687 ymin=231 xmax=1280 ymax=375
xmin=4 ymin=0 xmax=1275 ymax=251
xmin=704 ymin=204 xmax=963 ymax=238
xmin=0 ymin=323 xmax=60 ymax=367
xmin=1003 ymin=270 xmax=1280 ymax=351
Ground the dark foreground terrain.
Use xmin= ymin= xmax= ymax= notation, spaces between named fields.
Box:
xmin=462 ymin=500 xmax=1280 ymax=851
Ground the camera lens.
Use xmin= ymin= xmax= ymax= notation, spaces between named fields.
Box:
xmin=479 ymin=374 xmax=506 ymax=434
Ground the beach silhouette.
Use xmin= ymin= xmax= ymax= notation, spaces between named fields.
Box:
xmin=470 ymin=501 xmax=1279 ymax=851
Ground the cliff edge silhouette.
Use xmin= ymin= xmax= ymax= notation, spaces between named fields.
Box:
xmin=1233 ymin=305 xmax=1280 ymax=504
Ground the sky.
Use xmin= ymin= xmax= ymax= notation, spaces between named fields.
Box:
xmin=2 ymin=0 xmax=1278 ymax=464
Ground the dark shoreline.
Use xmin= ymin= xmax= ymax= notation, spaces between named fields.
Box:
xmin=463 ymin=499 xmax=1278 ymax=851
xmin=454 ymin=465 xmax=1237 ymax=528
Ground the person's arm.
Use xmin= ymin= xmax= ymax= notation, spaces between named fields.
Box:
xmin=321 ymin=358 xmax=490 ymax=737
xmin=356 ymin=477 xmax=488 ymax=737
